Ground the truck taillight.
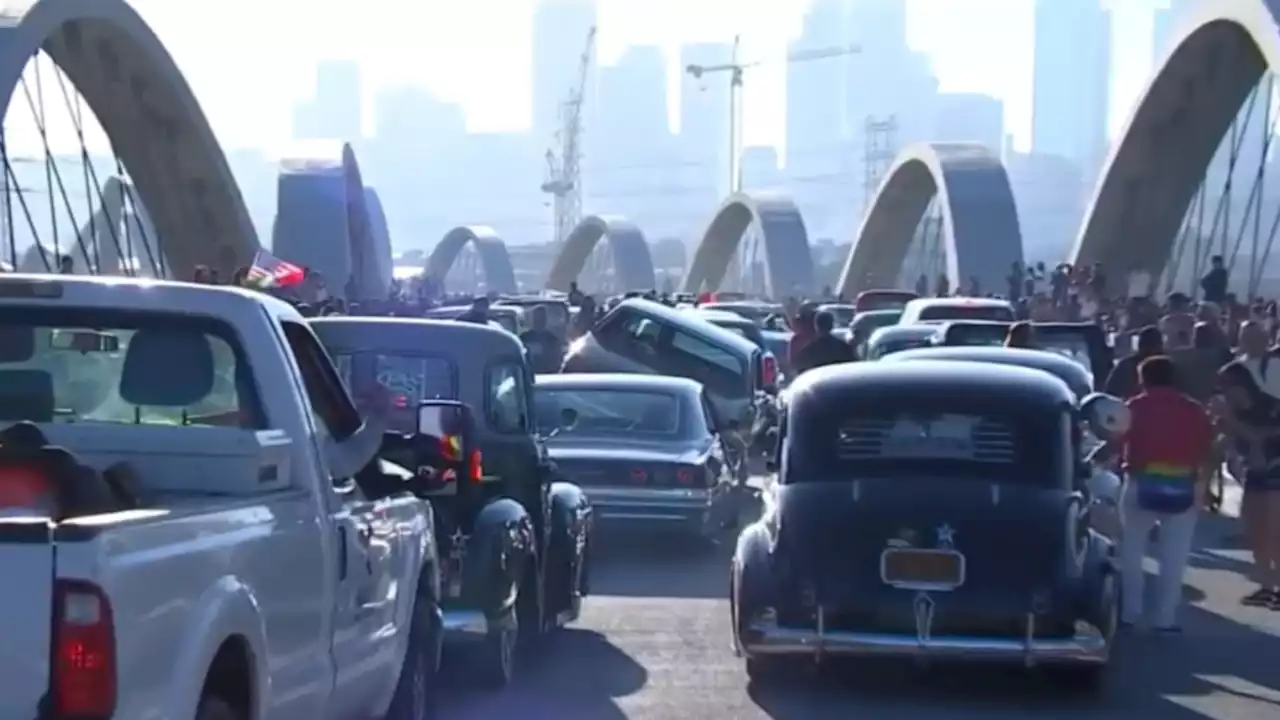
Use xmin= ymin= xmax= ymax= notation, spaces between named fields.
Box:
xmin=52 ymin=579 xmax=116 ymax=718
xmin=761 ymin=354 xmax=778 ymax=388
xmin=469 ymin=450 xmax=484 ymax=483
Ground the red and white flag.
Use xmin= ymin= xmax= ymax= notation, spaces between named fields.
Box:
xmin=245 ymin=249 xmax=304 ymax=288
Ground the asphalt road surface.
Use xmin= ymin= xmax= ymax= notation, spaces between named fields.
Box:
xmin=440 ymin=481 xmax=1280 ymax=720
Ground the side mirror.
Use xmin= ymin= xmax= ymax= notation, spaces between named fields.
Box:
xmin=414 ymin=400 xmax=478 ymax=490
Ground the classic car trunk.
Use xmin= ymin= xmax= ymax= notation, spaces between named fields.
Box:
xmin=775 ymin=480 xmax=1077 ymax=637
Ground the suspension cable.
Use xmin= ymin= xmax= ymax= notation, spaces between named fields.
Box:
xmin=31 ymin=58 xmax=63 ymax=270
xmin=18 ymin=71 xmax=93 ymax=270
xmin=0 ymin=130 xmax=26 ymax=270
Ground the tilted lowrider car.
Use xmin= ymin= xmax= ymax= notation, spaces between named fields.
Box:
xmin=535 ymin=373 xmax=746 ymax=540
xmin=732 ymin=361 xmax=1118 ymax=688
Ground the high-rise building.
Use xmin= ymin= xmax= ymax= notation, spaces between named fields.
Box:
xmin=372 ymin=86 xmax=465 ymax=149
xmin=1031 ymin=1 xmax=1112 ymax=179
xmin=786 ymin=0 xmax=852 ymax=167
xmin=680 ymin=43 xmax=733 ymax=198
xmin=531 ymin=0 xmax=598 ymax=142
xmin=1152 ymin=0 xmax=1198 ymax=63
xmin=934 ymin=93 xmax=1005 ymax=152
xmin=292 ymin=59 xmax=363 ymax=142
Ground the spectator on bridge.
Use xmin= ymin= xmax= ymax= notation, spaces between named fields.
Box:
xmin=793 ymin=311 xmax=854 ymax=376
xmin=192 ymin=265 xmax=214 ymax=284
xmin=1113 ymin=355 xmax=1213 ymax=631
xmin=788 ymin=302 xmax=819 ymax=369
xmin=1004 ymin=321 xmax=1035 ymax=349
xmin=457 ymin=296 xmax=490 ymax=325
xmin=1106 ymin=326 xmax=1165 ymax=399
xmin=1216 ymin=361 xmax=1280 ymax=608
xmin=522 ymin=307 xmax=566 ymax=374
xmin=1202 ymin=255 xmax=1229 ymax=305
xmin=58 ymin=255 xmax=73 ymax=274
xmin=1237 ymin=321 xmax=1280 ymax=399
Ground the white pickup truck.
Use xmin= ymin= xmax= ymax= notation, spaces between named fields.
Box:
xmin=0 ymin=275 xmax=442 ymax=720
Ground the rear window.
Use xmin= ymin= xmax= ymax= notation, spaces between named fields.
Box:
xmin=786 ymin=399 xmax=1069 ymax=484
xmin=919 ymin=304 xmax=1015 ymax=322
xmin=855 ymin=291 xmax=917 ymax=312
xmin=332 ymin=352 xmax=456 ymax=408
xmin=536 ymin=388 xmax=684 ymax=438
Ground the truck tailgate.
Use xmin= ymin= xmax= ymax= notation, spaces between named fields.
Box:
xmin=0 ymin=519 xmax=53 ymax=719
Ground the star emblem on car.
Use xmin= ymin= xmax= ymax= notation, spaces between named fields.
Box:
xmin=449 ymin=528 xmax=468 ymax=560
xmin=936 ymin=523 xmax=956 ymax=549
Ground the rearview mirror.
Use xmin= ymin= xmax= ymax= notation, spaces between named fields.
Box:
xmin=49 ymin=330 xmax=119 ymax=354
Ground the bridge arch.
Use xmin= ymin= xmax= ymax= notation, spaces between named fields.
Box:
xmin=836 ymin=142 xmax=1024 ymax=298
xmin=545 ymin=215 xmax=656 ymax=292
xmin=0 ymin=0 xmax=258 ymax=278
xmin=426 ymin=226 xmax=519 ymax=294
xmin=1073 ymin=0 xmax=1280 ymax=275
xmin=684 ymin=192 xmax=815 ymax=296
xmin=274 ymin=143 xmax=390 ymax=300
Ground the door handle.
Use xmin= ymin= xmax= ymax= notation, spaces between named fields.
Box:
xmin=337 ymin=526 xmax=348 ymax=580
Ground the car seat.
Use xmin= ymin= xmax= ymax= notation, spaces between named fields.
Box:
xmin=118 ymin=327 xmax=216 ymax=420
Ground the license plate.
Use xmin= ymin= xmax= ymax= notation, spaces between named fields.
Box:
xmin=880 ymin=548 xmax=965 ymax=590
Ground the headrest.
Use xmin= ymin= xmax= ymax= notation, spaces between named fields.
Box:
xmin=0 ymin=370 xmax=54 ymax=422
xmin=120 ymin=330 xmax=215 ymax=407
xmin=0 ymin=327 xmax=35 ymax=363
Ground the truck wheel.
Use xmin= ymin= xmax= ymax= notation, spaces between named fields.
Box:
xmin=384 ymin=598 xmax=441 ymax=720
xmin=195 ymin=696 xmax=242 ymax=720
xmin=476 ymin=611 xmax=518 ymax=689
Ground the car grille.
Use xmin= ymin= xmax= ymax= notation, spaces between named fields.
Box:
xmin=837 ymin=416 xmax=1016 ymax=463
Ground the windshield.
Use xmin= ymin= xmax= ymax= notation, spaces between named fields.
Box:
xmin=536 ymin=388 xmax=684 ymax=438
xmin=786 ymin=399 xmax=1069 ymax=484
xmin=856 ymin=291 xmax=917 ymax=312
xmin=0 ymin=308 xmax=262 ymax=428
xmin=919 ymin=304 xmax=1015 ymax=322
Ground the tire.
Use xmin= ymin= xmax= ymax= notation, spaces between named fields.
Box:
xmin=195 ymin=696 xmax=242 ymax=720
xmin=475 ymin=609 xmax=518 ymax=689
xmin=384 ymin=598 xmax=442 ymax=720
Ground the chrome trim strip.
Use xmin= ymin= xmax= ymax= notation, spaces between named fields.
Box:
xmin=441 ymin=610 xmax=488 ymax=638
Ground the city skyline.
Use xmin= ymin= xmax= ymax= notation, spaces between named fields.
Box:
xmin=12 ymin=0 xmax=1169 ymax=157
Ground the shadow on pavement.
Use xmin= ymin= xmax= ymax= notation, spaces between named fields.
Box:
xmin=586 ymin=527 xmax=736 ymax=599
xmin=439 ymin=628 xmax=644 ymax=719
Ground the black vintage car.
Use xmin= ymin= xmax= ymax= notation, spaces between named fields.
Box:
xmin=732 ymin=361 xmax=1117 ymax=687
xmin=535 ymin=373 xmax=745 ymax=540
xmin=310 ymin=317 xmax=592 ymax=688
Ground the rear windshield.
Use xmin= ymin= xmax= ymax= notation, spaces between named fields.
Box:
xmin=856 ymin=291 xmax=917 ymax=312
xmin=786 ymin=398 xmax=1069 ymax=484
xmin=536 ymin=388 xmax=685 ymax=439
xmin=0 ymin=307 xmax=264 ymax=428
xmin=919 ymin=304 xmax=1015 ymax=322
xmin=945 ymin=326 xmax=1091 ymax=366
xmin=331 ymin=352 xmax=456 ymax=419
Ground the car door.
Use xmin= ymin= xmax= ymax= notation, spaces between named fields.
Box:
xmin=281 ymin=322 xmax=402 ymax=719
xmin=484 ymin=355 xmax=547 ymax=544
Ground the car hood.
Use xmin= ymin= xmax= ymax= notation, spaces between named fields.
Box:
xmin=547 ymin=438 xmax=706 ymax=465
xmin=773 ymin=479 xmax=1078 ymax=610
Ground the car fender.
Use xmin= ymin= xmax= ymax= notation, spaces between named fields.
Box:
xmin=733 ymin=523 xmax=775 ymax=611
xmin=374 ymin=498 xmax=440 ymax=716
xmin=162 ymin=576 xmax=270 ymax=720
xmin=463 ymin=497 xmax=534 ymax=616
xmin=549 ymin=481 xmax=592 ymax=550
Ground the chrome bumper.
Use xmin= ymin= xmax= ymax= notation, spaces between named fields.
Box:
xmin=440 ymin=610 xmax=488 ymax=641
xmin=741 ymin=608 xmax=1109 ymax=666
xmin=588 ymin=487 xmax=714 ymax=526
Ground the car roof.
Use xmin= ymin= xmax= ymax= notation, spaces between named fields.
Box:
xmin=693 ymin=309 xmax=754 ymax=325
xmin=616 ymin=298 xmax=759 ymax=355
xmin=788 ymin=359 xmax=1074 ymax=405
xmin=868 ymin=324 xmax=938 ymax=342
xmin=882 ymin=346 xmax=1092 ymax=395
xmin=309 ymin=316 xmax=523 ymax=354
xmin=904 ymin=296 xmax=1013 ymax=311
xmin=536 ymin=372 xmax=702 ymax=395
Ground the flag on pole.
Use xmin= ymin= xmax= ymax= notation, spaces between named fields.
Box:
xmin=245 ymin=249 xmax=304 ymax=289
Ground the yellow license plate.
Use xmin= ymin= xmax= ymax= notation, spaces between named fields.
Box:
xmin=880 ymin=548 xmax=965 ymax=590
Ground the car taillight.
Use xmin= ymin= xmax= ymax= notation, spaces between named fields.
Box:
xmin=52 ymin=579 xmax=116 ymax=717
xmin=630 ymin=469 xmax=648 ymax=484
xmin=393 ymin=394 xmax=409 ymax=409
xmin=761 ymin=354 xmax=778 ymax=388
xmin=676 ymin=466 xmax=707 ymax=486
xmin=469 ymin=450 xmax=484 ymax=483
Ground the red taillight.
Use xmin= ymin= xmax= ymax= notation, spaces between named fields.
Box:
xmin=393 ymin=394 xmax=409 ymax=409
xmin=469 ymin=450 xmax=484 ymax=483
xmin=630 ymin=469 xmax=648 ymax=484
xmin=761 ymin=354 xmax=778 ymax=388
xmin=676 ymin=467 xmax=696 ymax=485
xmin=53 ymin=579 xmax=116 ymax=717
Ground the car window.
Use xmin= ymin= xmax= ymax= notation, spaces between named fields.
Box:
xmin=536 ymin=388 xmax=683 ymax=438
xmin=918 ymin=304 xmax=1015 ymax=322
xmin=667 ymin=329 xmax=748 ymax=398
xmin=281 ymin=321 xmax=362 ymax=441
xmin=486 ymin=359 xmax=530 ymax=434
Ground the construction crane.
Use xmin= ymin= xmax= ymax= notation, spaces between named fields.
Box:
xmin=542 ymin=25 xmax=597 ymax=245
xmin=686 ymin=37 xmax=861 ymax=194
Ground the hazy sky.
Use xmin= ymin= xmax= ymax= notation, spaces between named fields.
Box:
xmin=11 ymin=0 xmax=1164 ymax=155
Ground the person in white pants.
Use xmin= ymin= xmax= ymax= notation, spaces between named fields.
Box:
xmin=1118 ymin=482 xmax=1200 ymax=630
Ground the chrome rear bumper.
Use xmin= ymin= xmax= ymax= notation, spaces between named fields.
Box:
xmin=740 ymin=608 xmax=1109 ymax=665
